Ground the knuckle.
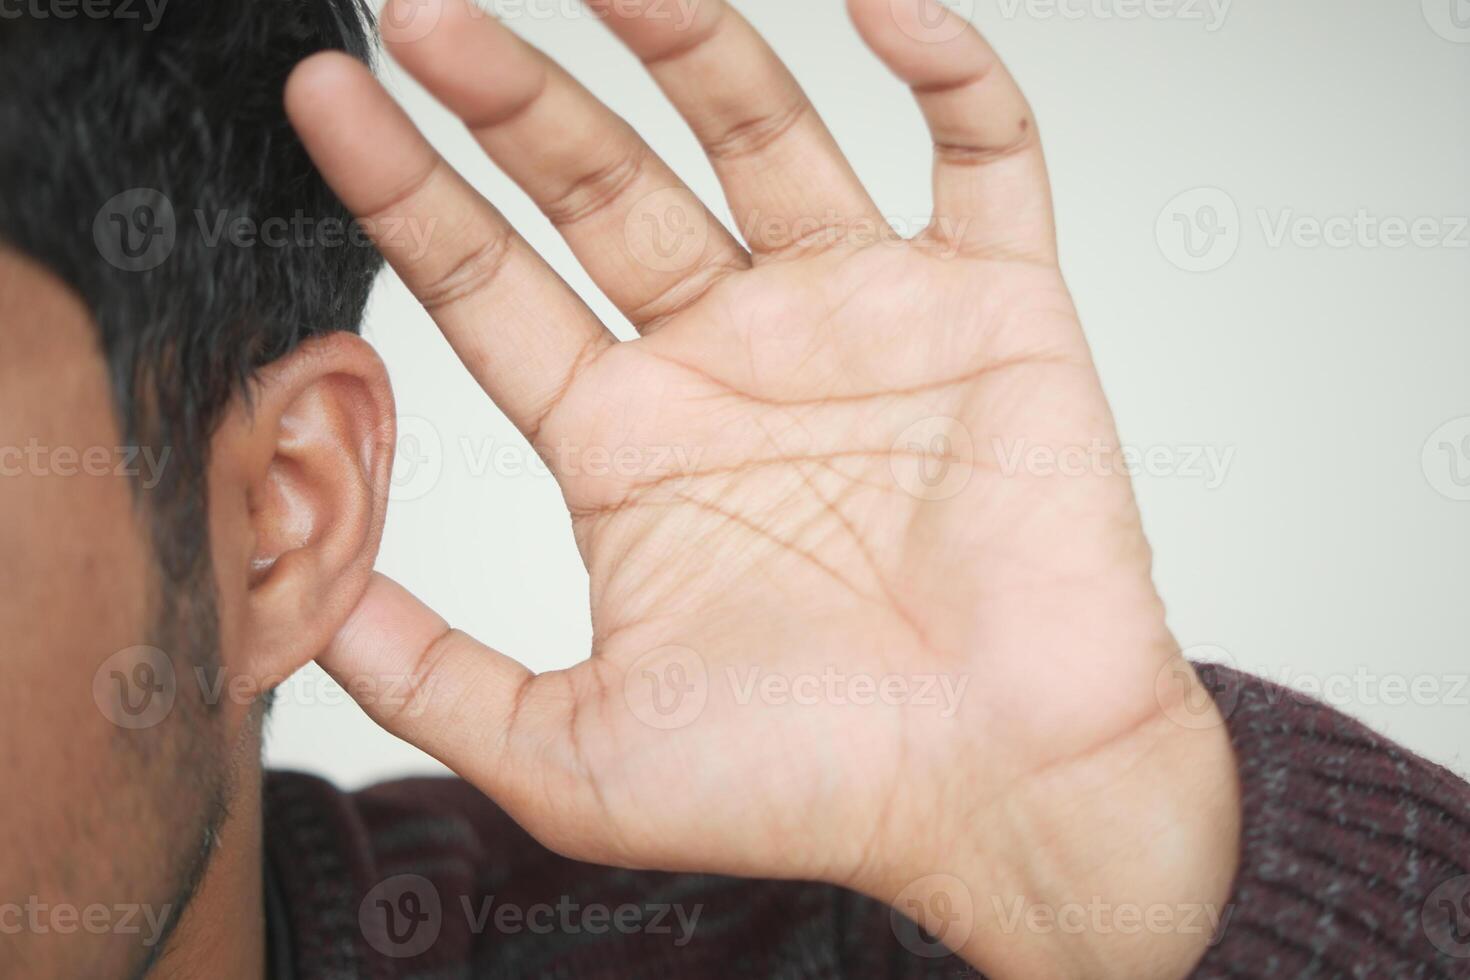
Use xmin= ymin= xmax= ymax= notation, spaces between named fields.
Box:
xmin=703 ymin=93 xmax=812 ymax=162
xmin=541 ymin=143 xmax=651 ymax=227
xmin=415 ymin=231 xmax=514 ymax=312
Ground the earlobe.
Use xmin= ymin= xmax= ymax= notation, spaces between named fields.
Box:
xmin=209 ymin=332 xmax=395 ymax=699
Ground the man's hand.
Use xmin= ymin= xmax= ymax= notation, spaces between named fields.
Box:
xmin=287 ymin=1 xmax=1239 ymax=976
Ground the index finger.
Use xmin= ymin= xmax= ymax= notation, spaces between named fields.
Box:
xmin=286 ymin=52 xmax=617 ymax=440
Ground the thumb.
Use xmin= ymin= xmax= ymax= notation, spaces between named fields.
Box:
xmin=318 ymin=573 xmax=599 ymax=855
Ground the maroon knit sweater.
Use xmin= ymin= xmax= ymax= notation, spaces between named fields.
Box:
xmin=263 ymin=666 xmax=1470 ymax=979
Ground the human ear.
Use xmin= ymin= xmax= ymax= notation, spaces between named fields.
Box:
xmin=207 ymin=331 xmax=395 ymax=698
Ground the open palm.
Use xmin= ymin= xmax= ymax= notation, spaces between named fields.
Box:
xmin=290 ymin=1 xmax=1237 ymax=975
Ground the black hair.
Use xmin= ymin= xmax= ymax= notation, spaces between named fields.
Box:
xmin=0 ymin=0 xmax=384 ymax=614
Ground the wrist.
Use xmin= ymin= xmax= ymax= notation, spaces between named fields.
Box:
xmin=871 ymin=661 xmax=1242 ymax=979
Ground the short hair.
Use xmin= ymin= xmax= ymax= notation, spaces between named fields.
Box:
xmin=0 ymin=0 xmax=383 ymax=609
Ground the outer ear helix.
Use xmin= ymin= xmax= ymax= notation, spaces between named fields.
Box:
xmin=219 ymin=332 xmax=396 ymax=691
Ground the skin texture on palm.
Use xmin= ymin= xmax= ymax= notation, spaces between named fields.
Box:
xmin=286 ymin=0 xmax=1241 ymax=976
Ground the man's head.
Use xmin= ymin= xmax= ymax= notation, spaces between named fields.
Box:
xmin=0 ymin=3 xmax=394 ymax=975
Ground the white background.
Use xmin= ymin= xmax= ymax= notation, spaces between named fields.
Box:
xmin=264 ymin=0 xmax=1470 ymax=786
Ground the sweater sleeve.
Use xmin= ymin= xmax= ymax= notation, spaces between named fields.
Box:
xmin=1188 ymin=663 xmax=1470 ymax=979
